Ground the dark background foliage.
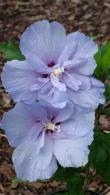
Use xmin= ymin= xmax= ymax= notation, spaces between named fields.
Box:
xmin=0 ymin=0 xmax=110 ymax=194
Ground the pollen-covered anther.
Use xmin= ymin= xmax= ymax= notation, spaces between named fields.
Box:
xmin=46 ymin=122 xmax=56 ymax=131
xmin=52 ymin=67 xmax=64 ymax=77
xmin=45 ymin=122 xmax=61 ymax=133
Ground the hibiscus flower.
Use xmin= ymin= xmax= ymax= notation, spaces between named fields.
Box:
xmin=1 ymin=101 xmax=94 ymax=181
xmin=2 ymin=20 xmax=105 ymax=108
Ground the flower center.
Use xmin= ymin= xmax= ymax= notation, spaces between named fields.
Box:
xmin=46 ymin=122 xmax=56 ymax=131
xmin=52 ymin=67 xmax=64 ymax=77
xmin=45 ymin=122 xmax=61 ymax=133
xmin=48 ymin=62 xmax=55 ymax=67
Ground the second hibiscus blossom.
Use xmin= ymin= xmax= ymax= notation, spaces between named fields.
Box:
xmin=1 ymin=101 xmax=94 ymax=181
xmin=2 ymin=20 xmax=105 ymax=108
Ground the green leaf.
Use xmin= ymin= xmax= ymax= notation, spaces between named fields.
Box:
xmin=0 ymin=41 xmax=25 ymax=60
xmin=89 ymin=131 xmax=110 ymax=184
xmin=52 ymin=166 xmax=84 ymax=195
xmin=12 ymin=177 xmax=24 ymax=184
xmin=67 ymin=173 xmax=84 ymax=195
xmin=92 ymin=35 xmax=101 ymax=41
xmin=52 ymin=165 xmax=81 ymax=182
xmin=94 ymin=42 xmax=110 ymax=81
xmin=104 ymin=84 xmax=110 ymax=101
xmin=101 ymin=107 xmax=110 ymax=116
xmin=53 ymin=190 xmax=69 ymax=195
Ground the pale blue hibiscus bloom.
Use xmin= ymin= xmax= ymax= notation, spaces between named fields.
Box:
xmin=1 ymin=101 xmax=95 ymax=181
xmin=1 ymin=20 xmax=105 ymax=108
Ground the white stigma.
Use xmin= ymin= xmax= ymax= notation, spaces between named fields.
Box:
xmin=52 ymin=67 xmax=64 ymax=77
xmin=47 ymin=122 xmax=56 ymax=131
xmin=45 ymin=122 xmax=61 ymax=133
